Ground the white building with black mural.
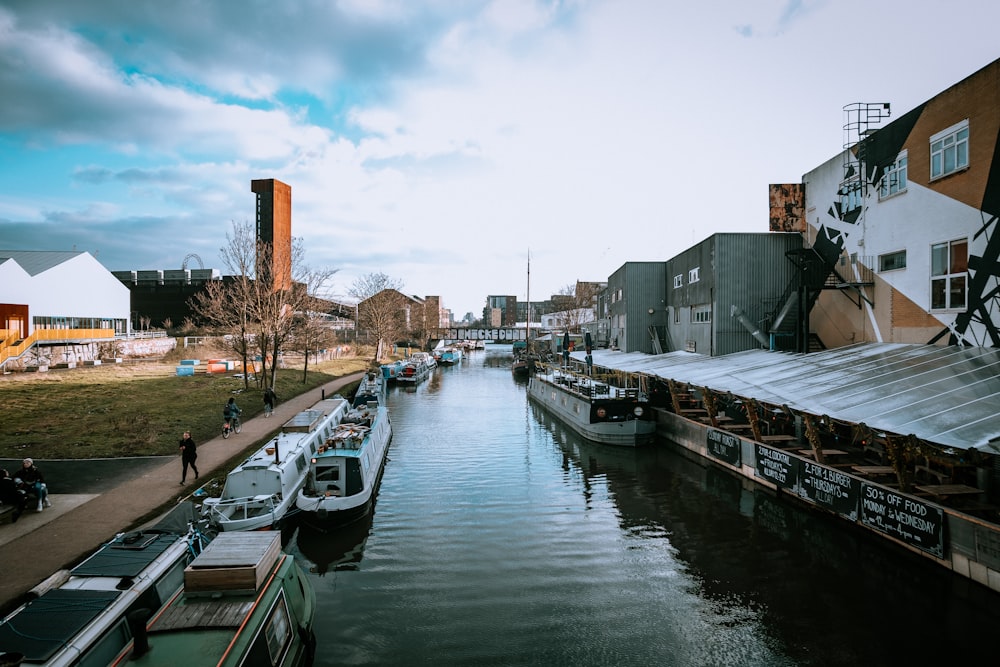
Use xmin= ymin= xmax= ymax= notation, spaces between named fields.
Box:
xmin=779 ymin=58 xmax=1000 ymax=351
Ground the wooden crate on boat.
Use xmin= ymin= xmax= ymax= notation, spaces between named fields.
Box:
xmin=282 ymin=408 xmax=326 ymax=433
xmin=184 ymin=532 xmax=281 ymax=593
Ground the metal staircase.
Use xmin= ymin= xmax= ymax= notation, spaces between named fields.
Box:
xmin=766 ymin=246 xmax=873 ymax=353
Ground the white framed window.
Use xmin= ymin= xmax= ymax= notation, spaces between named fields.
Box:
xmin=673 ymin=274 xmax=683 ymax=288
xmin=878 ymin=250 xmax=906 ymax=272
xmin=930 ymin=120 xmax=969 ymax=180
xmin=692 ymin=304 xmax=711 ymax=323
xmin=930 ymin=239 xmax=967 ymax=310
xmin=688 ymin=267 xmax=700 ymax=283
xmin=879 ymin=152 xmax=908 ymax=198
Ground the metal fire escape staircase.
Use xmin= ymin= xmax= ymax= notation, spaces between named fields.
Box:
xmin=767 ymin=248 xmax=874 ymax=352
xmin=762 ymin=103 xmax=887 ymax=353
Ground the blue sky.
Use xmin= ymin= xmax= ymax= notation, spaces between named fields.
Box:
xmin=1 ymin=0 xmax=998 ymax=319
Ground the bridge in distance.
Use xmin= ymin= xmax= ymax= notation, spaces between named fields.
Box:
xmin=432 ymin=328 xmax=528 ymax=341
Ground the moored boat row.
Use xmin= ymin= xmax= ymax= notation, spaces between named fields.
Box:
xmin=0 ymin=507 xmax=317 ymax=667
xmin=201 ymin=396 xmax=351 ymax=532
xmin=0 ymin=368 xmax=400 ymax=667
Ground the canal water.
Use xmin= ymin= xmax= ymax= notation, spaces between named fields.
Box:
xmin=287 ymin=345 xmax=998 ymax=666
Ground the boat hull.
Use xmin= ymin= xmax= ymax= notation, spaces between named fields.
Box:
xmin=527 ymin=371 xmax=656 ymax=447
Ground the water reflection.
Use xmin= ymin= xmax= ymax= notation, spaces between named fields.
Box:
xmin=292 ymin=344 xmax=1000 ymax=667
xmin=295 ymin=512 xmax=374 ymax=574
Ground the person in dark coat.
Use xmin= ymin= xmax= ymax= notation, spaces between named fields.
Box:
xmin=179 ymin=431 xmax=199 ymax=485
xmin=0 ymin=469 xmax=27 ymax=522
xmin=17 ymin=458 xmax=49 ymax=512
xmin=263 ymin=387 xmax=278 ymax=417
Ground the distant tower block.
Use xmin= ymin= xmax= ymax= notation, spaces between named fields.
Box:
xmin=251 ymin=178 xmax=292 ymax=291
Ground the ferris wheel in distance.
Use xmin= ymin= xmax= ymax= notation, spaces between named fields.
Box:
xmin=182 ymin=253 xmax=204 ymax=270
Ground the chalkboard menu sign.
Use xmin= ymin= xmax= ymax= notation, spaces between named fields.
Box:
xmin=859 ymin=483 xmax=944 ymax=558
xmin=797 ymin=460 xmax=860 ymax=521
xmin=707 ymin=428 xmax=741 ymax=466
xmin=754 ymin=444 xmax=797 ymax=489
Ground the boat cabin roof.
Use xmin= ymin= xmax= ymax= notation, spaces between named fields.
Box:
xmin=0 ymin=589 xmax=120 ymax=662
xmin=0 ymin=532 xmax=184 ymax=662
xmin=71 ymin=531 xmax=181 ymax=577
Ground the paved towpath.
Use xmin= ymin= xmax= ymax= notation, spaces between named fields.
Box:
xmin=0 ymin=372 xmax=364 ymax=616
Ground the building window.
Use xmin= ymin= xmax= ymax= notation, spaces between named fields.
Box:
xmin=879 ymin=250 xmax=906 ymax=272
xmin=879 ymin=152 xmax=908 ymax=198
xmin=839 ymin=177 xmax=862 ymax=215
xmin=930 ymin=120 xmax=969 ymax=180
xmin=688 ymin=267 xmax=700 ymax=283
xmin=930 ymin=239 xmax=967 ymax=310
xmin=692 ymin=304 xmax=711 ymax=323
xmin=673 ymin=274 xmax=683 ymax=289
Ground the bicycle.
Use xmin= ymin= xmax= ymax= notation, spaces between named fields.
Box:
xmin=186 ymin=518 xmax=213 ymax=558
xmin=222 ymin=410 xmax=242 ymax=439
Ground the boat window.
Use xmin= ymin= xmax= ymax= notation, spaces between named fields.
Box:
xmin=316 ymin=465 xmax=340 ymax=482
xmin=295 ymin=454 xmax=308 ymax=474
xmin=264 ymin=596 xmax=292 ymax=663
xmin=242 ymin=595 xmax=293 ymax=667
xmin=78 ymin=618 xmax=131 ymax=667
xmin=152 ymin=558 xmax=186 ymax=605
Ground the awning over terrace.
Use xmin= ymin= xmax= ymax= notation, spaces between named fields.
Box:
xmin=574 ymin=343 xmax=1000 ymax=453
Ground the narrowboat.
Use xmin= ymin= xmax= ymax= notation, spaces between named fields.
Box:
xmin=295 ymin=371 xmax=392 ymax=529
xmin=526 ymin=362 xmax=656 ymax=446
xmin=116 ymin=531 xmax=316 ymax=667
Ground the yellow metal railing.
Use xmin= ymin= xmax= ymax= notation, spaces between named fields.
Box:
xmin=0 ymin=328 xmax=115 ymax=366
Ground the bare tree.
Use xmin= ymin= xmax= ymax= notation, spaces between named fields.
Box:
xmin=190 ymin=222 xmax=256 ymax=389
xmin=551 ymin=282 xmax=601 ymax=333
xmin=289 ymin=293 xmax=340 ymax=382
xmin=190 ymin=220 xmax=337 ymax=389
xmin=349 ymin=273 xmax=406 ymax=362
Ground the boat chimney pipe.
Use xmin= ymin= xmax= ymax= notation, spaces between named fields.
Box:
xmin=127 ymin=609 xmax=152 ymax=659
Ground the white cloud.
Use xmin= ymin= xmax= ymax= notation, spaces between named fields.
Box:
xmin=2 ymin=0 xmax=1000 ymax=317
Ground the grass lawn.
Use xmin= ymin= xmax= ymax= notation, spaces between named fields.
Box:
xmin=1 ymin=347 xmax=375 ymax=460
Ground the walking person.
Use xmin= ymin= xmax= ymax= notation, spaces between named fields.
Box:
xmin=179 ymin=431 xmax=199 ymax=485
xmin=263 ymin=386 xmax=278 ymax=417
xmin=17 ymin=458 xmax=50 ymax=512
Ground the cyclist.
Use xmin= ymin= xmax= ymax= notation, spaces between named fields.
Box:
xmin=223 ymin=397 xmax=242 ymax=429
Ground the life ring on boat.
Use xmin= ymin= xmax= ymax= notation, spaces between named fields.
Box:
xmin=596 ymin=408 xmax=607 ymax=418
